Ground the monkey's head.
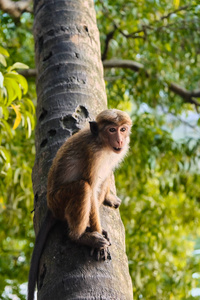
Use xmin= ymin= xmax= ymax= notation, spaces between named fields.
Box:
xmin=90 ymin=109 xmax=132 ymax=154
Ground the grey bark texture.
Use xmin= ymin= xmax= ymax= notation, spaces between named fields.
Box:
xmin=32 ymin=0 xmax=133 ymax=299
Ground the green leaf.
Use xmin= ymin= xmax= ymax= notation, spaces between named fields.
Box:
xmin=0 ymin=46 xmax=9 ymax=57
xmin=6 ymin=73 xmax=28 ymax=95
xmin=2 ymin=106 xmax=9 ymax=120
xmin=3 ymin=77 xmax=22 ymax=103
xmin=173 ymin=0 xmax=180 ymax=9
xmin=17 ymin=74 xmax=28 ymax=95
xmin=3 ymin=77 xmax=16 ymax=102
xmin=26 ymin=115 xmax=32 ymax=138
xmin=24 ymin=98 xmax=35 ymax=114
xmin=0 ymin=72 xmax=4 ymax=89
xmin=9 ymin=62 xmax=29 ymax=71
xmin=0 ymin=119 xmax=13 ymax=137
xmin=165 ymin=43 xmax=171 ymax=52
xmin=13 ymin=168 xmax=21 ymax=184
xmin=0 ymin=146 xmax=11 ymax=162
xmin=0 ymin=54 xmax=7 ymax=67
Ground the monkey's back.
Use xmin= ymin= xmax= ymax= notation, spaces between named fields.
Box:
xmin=47 ymin=128 xmax=101 ymax=201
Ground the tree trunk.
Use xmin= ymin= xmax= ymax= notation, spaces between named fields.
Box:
xmin=32 ymin=0 xmax=133 ymax=299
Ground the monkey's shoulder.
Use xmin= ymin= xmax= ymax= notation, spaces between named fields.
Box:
xmin=50 ymin=129 xmax=98 ymax=181
xmin=60 ymin=128 xmax=101 ymax=156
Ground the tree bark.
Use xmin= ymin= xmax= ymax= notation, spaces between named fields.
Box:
xmin=32 ymin=0 xmax=133 ymax=299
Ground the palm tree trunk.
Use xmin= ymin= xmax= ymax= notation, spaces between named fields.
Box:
xmin=32 ymin=0 xmax=133 ymax=299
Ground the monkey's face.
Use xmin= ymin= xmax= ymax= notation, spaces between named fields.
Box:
xmin=105 ymin=124 xmax=131 ymax=153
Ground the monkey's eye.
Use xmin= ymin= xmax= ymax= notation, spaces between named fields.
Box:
xmin=121 ymin=127 xmax=126 ymax=132
xmin=109 ymin=128 xmax=116 ymax=133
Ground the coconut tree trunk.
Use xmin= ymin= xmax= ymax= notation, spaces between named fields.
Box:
xmin=32 ymin=0 xmax=133 ymax=299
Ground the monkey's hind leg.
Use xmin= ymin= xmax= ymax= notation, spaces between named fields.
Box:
xmin=64 ymin=180 xmax=110 ymax=253
xmin=88 ymin=196 xmax=111 ymax=260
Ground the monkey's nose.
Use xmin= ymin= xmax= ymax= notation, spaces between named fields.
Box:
xmin=117 ymin=139 xmax=123 ymax=147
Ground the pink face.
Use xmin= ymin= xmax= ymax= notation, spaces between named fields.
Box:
xmin=105 ymin=124 xmax=131 ymax=153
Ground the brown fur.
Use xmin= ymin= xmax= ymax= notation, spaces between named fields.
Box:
xmin=47 ymin=108 xmax=132 ymax=249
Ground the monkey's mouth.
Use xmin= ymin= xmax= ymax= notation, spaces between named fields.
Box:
xmin=113 ymin=147 xmax=122 ymax=152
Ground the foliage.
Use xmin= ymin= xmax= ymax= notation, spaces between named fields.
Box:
xmin=0 ymin=44 xmax=35 ymax=299
xmin=116 ymin=112 xmax=200 ymax=299
xmin=95 ymin=0 xmax=200 ymax=299
xmin=1 ymin=1 xmax=200 ymax=300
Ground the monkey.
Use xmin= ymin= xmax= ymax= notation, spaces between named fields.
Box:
xmin=27 ymin=109 xmax=132 ymax=300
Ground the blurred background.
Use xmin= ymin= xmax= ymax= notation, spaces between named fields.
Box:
xmin=0 ymin=1 xmax=200 ymax=299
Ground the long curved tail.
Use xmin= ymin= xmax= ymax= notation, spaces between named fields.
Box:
xmin=27 ymin=209 xmax=57 ymax=300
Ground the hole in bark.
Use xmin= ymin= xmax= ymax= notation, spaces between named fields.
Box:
xmin=48 ymin=129 xmax=56 ymax=136
xmin=75 ymin=105 xmax=89 ymax=119
xmin=43 ymin=51 xmax=53 ymax=62
xmin=61 ymin=25 xmax=67 ymax=32
xmin=40 ymin=139 xmax=48 ymax=148
xmin=61 ymin=115 xmax=78 ymax=131
xmin=75 ymin=52 xmax=80 ymax=58
xmin=47 ymin=29 xmax=55 ymax=36
xmin=34 ymin=193 xmax=38 ymax=203
xmin=83 ymin=25 xmax=89 ymax=32
xmin=39 ymin=108 xmax=47 ymax=121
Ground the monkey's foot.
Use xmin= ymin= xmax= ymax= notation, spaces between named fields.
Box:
xmin=90 ymin=246 xmax=111 ymax=261
xmin=102 ymin=229 xmax=111 ymax=244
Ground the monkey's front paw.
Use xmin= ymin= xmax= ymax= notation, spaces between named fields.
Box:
xmin=104 ymin=195 xmax=121 ymax=209
xmin=112 ymin=196 xmax=121 ymax=208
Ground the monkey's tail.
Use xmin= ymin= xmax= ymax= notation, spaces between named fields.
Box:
xmin=27 ymin=209 xmax=57 ymax=300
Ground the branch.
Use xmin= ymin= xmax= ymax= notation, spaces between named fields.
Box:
xmin=98 ymin=0 xmax=190 ymax=40
xmin=121 ymin=5 xmax=190 ymax=38
xmin=103 ymin=59 xmax=145 ymax=73
xmin=0 ymin=0 xmax=33 ymax=18
xmin=101 ymin=27 xmax=117 ymax=61
xmin=190 ymin=90 xmax=200 ymax=98
xmin=18 ymin=68 xmax=36 ymax=77
xmin=169 ymin=83 xmax=200 ymax=107
xmin=103 ymin=59 xmax=200 ymax=107
xmin=160 ymin=5 xmax=189 ymax=21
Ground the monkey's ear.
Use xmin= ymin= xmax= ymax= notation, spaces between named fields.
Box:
xmin=89 ymin=121 xmax=99 ymax=135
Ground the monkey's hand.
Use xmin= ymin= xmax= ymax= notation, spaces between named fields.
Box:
xmin=104 ymin=193 xmax=121 ymax=209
